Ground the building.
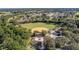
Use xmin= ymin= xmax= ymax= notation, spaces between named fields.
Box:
xmin=48 ymin=27 xmax=63 ymax=39
xmin=16 ymin=15 xmax=30 ymax=23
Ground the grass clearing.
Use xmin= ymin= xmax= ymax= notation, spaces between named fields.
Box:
xmin=20 ymin=22 xmax=58 ymax=30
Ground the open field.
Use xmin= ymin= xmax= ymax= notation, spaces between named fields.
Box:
xmin=20 ymin=23 xmax=58 ymax=30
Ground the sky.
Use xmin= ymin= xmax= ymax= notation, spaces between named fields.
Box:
xmin=0 ymin=0 xmax=79 ymax=8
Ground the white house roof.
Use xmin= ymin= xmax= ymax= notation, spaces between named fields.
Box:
xmin=33 ymin=37 xmax=44 ymax=42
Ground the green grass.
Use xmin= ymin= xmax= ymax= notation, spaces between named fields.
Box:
xmin=20 ymin=22 xmax=58 ymax=30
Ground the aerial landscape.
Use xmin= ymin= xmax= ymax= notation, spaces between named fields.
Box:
xmin=0 ymin=8 xmax=79 ymax=50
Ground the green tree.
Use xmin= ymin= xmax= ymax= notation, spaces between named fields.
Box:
xmin=44 ymin=36 xmax=55 ymax=50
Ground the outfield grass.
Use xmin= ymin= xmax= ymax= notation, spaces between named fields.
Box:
xmin=20 ymin=22 xmax=58 ymax=30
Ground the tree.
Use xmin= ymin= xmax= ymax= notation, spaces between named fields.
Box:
xmin=0 ymin=16 xmax=31 ymax=50
xmin=44 ymin=36 xmax=55 ymax=50
xmin=61 ymin=30 xmax=79 ymax=50
xmin=55 ymin=36 xmax=70 ymax=49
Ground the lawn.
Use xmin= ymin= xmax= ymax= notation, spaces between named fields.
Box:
xmin=20 ymin=22 xmax=58 ymax=30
